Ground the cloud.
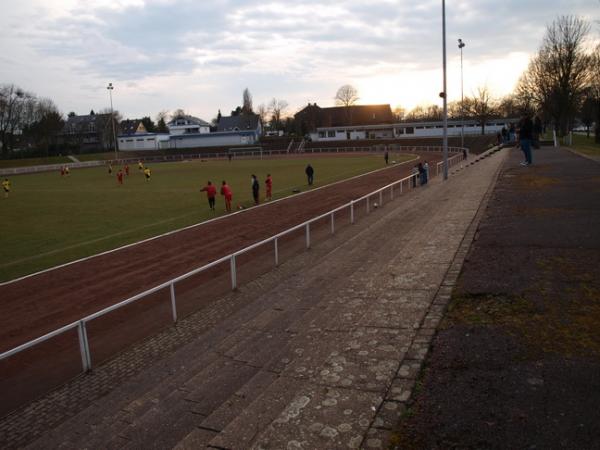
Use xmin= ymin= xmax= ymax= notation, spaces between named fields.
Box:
xmin=0 ymin=0 xmax=598 ymax=119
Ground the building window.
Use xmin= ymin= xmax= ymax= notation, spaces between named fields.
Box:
xmin=327 ymin=130 xmax=336 ymax=137
xmin=318 ymin=131 xmax=326 ymax=138
xmin=405 ymin=127 xmax=414 ymax=134
xmin=147 ymin=138 xmax=155 ymax=141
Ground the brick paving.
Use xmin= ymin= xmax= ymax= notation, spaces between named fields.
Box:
xmin=0 ymin=147 xmax=506 ymax=449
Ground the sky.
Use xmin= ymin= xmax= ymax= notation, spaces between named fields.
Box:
xmin=1 ymin=0 xmax=599 ymax=122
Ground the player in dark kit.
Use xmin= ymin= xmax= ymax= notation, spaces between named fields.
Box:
xmin=251 ymin=174 xmax=260 ymax=205
xmin=305 ymin=164 xmax=314 ymax=185
xmin=200 ymin=181 xmax=217 ymax=211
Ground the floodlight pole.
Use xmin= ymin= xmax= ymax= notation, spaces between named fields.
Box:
xmin=458 ymin=38 xmax=465 ymax=150
xmin=441 ymin=0 xmax=448 ymax=180
xmin=107 ymin=83 xmax=118 ymax=161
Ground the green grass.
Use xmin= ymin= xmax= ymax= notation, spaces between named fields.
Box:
xmin=570 ymin=133 xmax=600 ymax=157
xmin=0 ymin=153 xmax=413 ymax=282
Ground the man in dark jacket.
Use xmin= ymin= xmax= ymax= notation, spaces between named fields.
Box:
xmin=251 ymin=174 xmax=260 ymax=205
xmin=305 ymin=164 xmax=314 ymax=185
xmin=518 ymin=114 xmax=534 ymax=166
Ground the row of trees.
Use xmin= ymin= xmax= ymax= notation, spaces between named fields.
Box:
xmin=0 ymin=85 xmax=63 ymax=157
xmin=517 ymin=15 xmax=600 ymax=141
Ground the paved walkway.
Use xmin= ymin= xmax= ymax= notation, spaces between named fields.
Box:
xmin=390 ymin=146 xmax=600 ymax=449
xmin=0 ymin=148 xmax=507 ymax=449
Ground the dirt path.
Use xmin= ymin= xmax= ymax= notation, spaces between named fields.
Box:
xmin=0 ymin=152 xmax=442 ymax=352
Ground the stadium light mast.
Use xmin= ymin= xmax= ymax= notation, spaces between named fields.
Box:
xmin=458 ymin=38 xmax=466 ymax=150
xmin=107 ymin=83 xmax=118 ymax=161
xmin=441 ymin=0 xmax=448 ymax=180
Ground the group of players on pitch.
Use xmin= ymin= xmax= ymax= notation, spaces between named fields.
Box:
xmin=199 ymin=175 xmax=271 ymax=214
xmin=199 ymin=163 xmax=315 ymax=213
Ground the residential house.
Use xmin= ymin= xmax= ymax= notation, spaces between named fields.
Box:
xmin=59 ymin=112 xmax=116 ymax=151
xmin=167 ymin=115 xmax=211 ymax=135
xmin=169 ymin=114 xmax=262 ymax=150
xmin=295 ymin=103 xmax=394 ymax=138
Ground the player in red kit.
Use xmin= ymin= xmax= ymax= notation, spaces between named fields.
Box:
xmin=220 ymin=180 xmax=233 ymax=213
xmin=117 ymin=169 xmax=124 ymax=185
xmin=124 ymin=164 xmax=130 ymax=176
xmin=200 ymin=181 xmax=217 ymax=211
xmin=265 ymin=174 xmax=273 ymax=201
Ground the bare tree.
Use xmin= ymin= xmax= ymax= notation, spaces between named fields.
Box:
xmin=466 ymin=86 xmax=497 ymax=134
xmin=392 ymin=105 xmax=405 ymax=121
xmin=242 ymin=88 xmax=253 ymax=114
xmin=517 ymin=16 xmax=591 ymax=135
xmin=334 ymin=85 xmax=359 ymax=107
xmin=589 ymin=43 xmax=600 ymax=143
xmin=256 ymin=103 xmax=268 ymax=131
xmin=170 ymin=109 xmax=186 ymax=121
xmin=0 ymin=84 xmax=26 ymax=155
xmin=268 ymin=98 xmax=288 ymax=130
xmin=155 ymin=110 xmax=169 ymax=133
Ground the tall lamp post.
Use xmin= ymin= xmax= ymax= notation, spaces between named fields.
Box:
xmin=458 ymin=38 xmax=466 ymax=150
xmin=106 ymin=83 xmax=118 ymax=161
xmin=441 ymin=0 xmax=448 ymax=180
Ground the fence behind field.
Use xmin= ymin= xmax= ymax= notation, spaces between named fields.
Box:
xmin=0 ymin=145 xmax=463 ymax=176
xmin=0 ymin=148 xmax=467 ymax=416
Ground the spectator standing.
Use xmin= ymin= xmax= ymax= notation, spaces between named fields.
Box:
xmin=384 ymin=149 xmax=389 ymax=165
xmin=200 ymin=181 xmax=217 ymax=211
xmin=251 ymin=174 xmax=260 ymax=205
xmin=412 ymin=165 xmax=419 ymax=188
xmin=518 ymin=113 xmax=534 ymax=166
xmin=305 ymin=164 xmax=314 ymax=185
xmin=423 ymin=161 xmax=430 ymax=184
xmin=509 ymin=124 xmax=516 ymax=143
xmin=418 ymin=162 xmax=426 ymax=185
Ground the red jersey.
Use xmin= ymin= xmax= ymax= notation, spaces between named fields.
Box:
xmin=265 ymin=176 xmax=272 ymax=189
xmin=220 ymin=184 xmax=233 ymax=199
xmin=201 ymin=184 xmax=217 ymax=198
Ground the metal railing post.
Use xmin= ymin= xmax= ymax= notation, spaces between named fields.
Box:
xmin=390 ymin=185 xmax=394 ymax=200
xmin=366 ymin=197 xmax=370 ymax=213
xmin=379 ymin=190 xmax=383 ymax=206
xmin=306 ymin=223 xmax=311 ymax=249
xmin=230 ymin=255 xmax=237 ymax=290
xmin=170 ymin=282 xmax=177 ymax=323
xmin=77 ymin=320 xmax=92 ymax=372
xmin=400 ymin=179 xmax=403 ymax=193
xmin=330 ymin=212 xmax=335 ymax=234
xmin=350 ymin=200 xmax=355 ymax=224
xmin=274 ymin=238 xmax=279 ymax=266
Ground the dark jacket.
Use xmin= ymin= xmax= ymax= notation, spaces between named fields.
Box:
xmin=519 ymin=117 xmax=533 ymax=140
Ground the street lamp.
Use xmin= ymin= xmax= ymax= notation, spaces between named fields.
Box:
xmin=106 ymin=83 xmax=118 ymax=161
xmin=458 ymin=38 xmax=466 ymax=149
xmin=441 ymin=0 xmax=448 ymax=180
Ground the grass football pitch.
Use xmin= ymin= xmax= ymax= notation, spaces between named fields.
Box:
xmin=0 ymin=153 xmax=412 ymax=282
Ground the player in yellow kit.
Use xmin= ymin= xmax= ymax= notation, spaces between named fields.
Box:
xmin=2 ymin=178 xmax=10 ymax=198
xmin=143 ymin=167 xmax=151 ymax=181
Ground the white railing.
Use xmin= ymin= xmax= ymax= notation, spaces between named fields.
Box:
xmin=0 ymin=149 xmax=466 ymax=389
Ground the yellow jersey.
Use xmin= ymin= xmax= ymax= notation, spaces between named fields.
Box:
xmin=2 ymin=180 xmax=10 ymax=191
